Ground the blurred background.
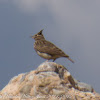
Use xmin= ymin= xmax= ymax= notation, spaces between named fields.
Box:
xmin=0 ymin=0 xmax=100 ymax=93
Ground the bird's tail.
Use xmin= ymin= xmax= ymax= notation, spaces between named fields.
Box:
xmin=67 ymin=57 xmax=74 ymax=63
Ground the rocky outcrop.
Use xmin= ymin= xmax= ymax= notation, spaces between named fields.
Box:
xmin=0 ymin=62 xmax=100 ymax=100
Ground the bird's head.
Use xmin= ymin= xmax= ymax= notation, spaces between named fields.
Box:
xmin=31 ymin=29 xmax=45 ymax=40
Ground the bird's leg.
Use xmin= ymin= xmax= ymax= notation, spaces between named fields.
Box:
xmin=53 ymin=59 xmax=56 ymax=62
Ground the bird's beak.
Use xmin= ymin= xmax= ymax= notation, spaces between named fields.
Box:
xmin=30 ymin=35 xmax=34 ymax=38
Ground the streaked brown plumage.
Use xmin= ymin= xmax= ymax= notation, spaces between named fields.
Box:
xmin=31 ymin=29 xmax=74 ymax=63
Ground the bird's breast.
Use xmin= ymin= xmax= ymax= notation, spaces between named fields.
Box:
xmin=37 ymin=51 xmax=52 ymax=59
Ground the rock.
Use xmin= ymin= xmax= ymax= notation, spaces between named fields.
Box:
xmin=0 ymin=62 xmax=100 ymax=100
xmin=74 ymin=79 xmax=94 ymax=92
xmin=52 ymin=89 xmax=65 ymax=95
xmin=20 ymin=84 xmax=33 ymax=94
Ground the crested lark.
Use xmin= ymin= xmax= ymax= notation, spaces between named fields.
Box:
xmin=31 ymin=29 xmax=74 ymax=63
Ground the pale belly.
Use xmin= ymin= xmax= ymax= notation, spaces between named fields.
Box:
xmin=37 ymin=51 xmax=52 ymax=59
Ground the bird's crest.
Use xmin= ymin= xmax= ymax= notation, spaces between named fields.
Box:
xmin=37 ymin=29 xmax=44 ymax=35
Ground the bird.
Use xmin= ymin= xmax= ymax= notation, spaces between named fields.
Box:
xmin=31 ymin=29 xmax=74 ymax=63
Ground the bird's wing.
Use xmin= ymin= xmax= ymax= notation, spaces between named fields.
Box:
xmin=34 ymin=40 xmax=69 ymax=57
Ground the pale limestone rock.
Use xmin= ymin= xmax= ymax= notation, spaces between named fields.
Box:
xmin=0 ymin=62 xmax=100 ymax=100
xmin=52 ymin=89 xmax=65 ymax=95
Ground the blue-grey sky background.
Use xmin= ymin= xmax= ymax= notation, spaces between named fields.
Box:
xmin=0 ymin=0 xmax=100 ymax=93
